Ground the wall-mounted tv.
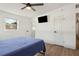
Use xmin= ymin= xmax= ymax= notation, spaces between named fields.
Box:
xmin=38 ymin=15 xmax=48 ymax=23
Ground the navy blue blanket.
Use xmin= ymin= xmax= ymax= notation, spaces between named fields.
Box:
xmin=0 ymin=37 xmax=45 ymax=56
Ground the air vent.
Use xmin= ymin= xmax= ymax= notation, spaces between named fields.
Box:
xmin=76 ymin=4 xmax=79 ymax=8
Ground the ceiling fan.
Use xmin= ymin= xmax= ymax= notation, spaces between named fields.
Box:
xmin=21 ymin=3 xmax=44 ymax=11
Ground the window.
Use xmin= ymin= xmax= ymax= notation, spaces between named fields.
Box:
xmin=5 ymin=17 xmax=17 ymax=30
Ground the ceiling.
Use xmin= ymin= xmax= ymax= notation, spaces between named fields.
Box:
xmin=0 ymin=3 xmax=72 ymax=18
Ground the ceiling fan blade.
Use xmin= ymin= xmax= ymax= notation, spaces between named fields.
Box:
xmin=30 ymin=7 xmax=36 ymax=11
xmin=22 ymin=3 xmax=27 ymax=5
xmin=21 ymin=6 xmax=27 ymax=10
xmin=30 ymin=3 xmax=44 ymax=6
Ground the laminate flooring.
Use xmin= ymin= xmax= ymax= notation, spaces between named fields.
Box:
xmin=37 ymin=43 xmax=79 ymax=56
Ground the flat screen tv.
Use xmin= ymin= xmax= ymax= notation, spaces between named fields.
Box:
xmin=38 ymin=16 xmax=48 ymax=23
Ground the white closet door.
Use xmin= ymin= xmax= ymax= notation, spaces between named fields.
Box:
xmin=54 ymin=15 xmax=64 ymax=46
xmin=49 ymin=8 xmax=64 ymax=46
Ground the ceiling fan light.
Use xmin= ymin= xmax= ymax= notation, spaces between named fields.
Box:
xmin=26 ymin=6 xmax=31 ymax=10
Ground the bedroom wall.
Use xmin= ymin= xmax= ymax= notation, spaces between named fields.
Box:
xmin=0 ymin=10 xmax=32 ymax=40
xmin=34 ymin=4 xmax=76 ymax=49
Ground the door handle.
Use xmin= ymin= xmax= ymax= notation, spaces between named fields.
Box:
xmin=26 ymin=30 xmax=29 ymax=32
xmin=54 ymin=31 xmax=57 ymax=33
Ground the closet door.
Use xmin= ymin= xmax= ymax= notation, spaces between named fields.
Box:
xmin=54 ymin=15 xmax=64 ymax=46
xmin=49 ymin=8 xmax=64 ymax=46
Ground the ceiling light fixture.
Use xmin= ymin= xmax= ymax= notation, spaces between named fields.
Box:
xmin=26 ymin=6 xmax=31 ymax=10
xmin=21 ymin=3 xmax=44 ymax=11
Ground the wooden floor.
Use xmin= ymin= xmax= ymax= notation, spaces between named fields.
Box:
xmin=45 ymin=44 xmax=79 ymax=56
xmin=37 ymin=43 xmax=79 ymax=56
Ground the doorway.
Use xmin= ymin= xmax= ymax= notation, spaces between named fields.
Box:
xmin=76 ymin=13 xmax=79 ymax=49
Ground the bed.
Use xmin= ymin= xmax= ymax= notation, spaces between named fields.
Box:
xmin=0 ymin=37 xmax=46 ymax=56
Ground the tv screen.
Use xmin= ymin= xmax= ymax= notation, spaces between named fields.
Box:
xmin=38 ymin=16 xmax=48 ymax=23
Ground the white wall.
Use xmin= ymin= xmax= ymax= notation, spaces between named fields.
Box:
xmin=0 ymin=10 xmax=32 ymax=40
xmin=34 ymin=4 xmax=76 ymax=49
